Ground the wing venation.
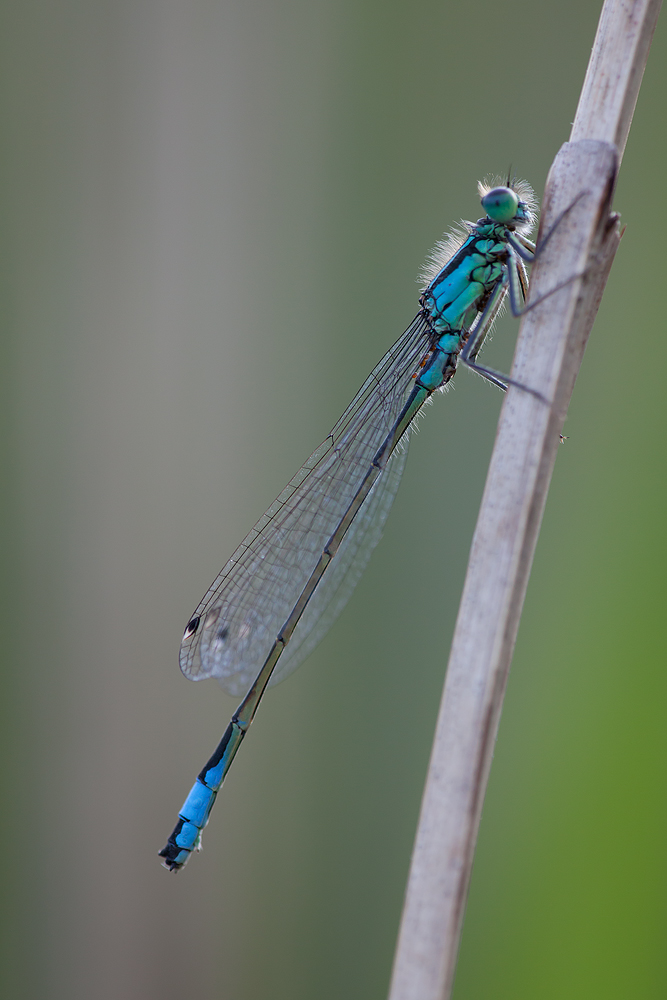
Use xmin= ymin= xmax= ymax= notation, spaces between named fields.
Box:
xmin=179 ymin=313 xmax=431 ymax=697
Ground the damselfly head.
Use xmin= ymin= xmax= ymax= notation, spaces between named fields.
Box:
xmin=478 ymin=176 xmax=537 ymax=234
xmin=481 ymin=186 xmax=519 ymax=223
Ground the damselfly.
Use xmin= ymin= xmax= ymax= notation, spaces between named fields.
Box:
xmin=160 ymin=178 xmax=539 ymax=870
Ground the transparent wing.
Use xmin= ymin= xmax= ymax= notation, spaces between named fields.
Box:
xmin=271 ymin=443 xmax=407 ymax=685
xmin=180 ymin=314 xmax=431 ymax=697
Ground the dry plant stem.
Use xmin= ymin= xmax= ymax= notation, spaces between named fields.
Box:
xmin=387 ymin=0 xmax=661 ymax=997
xmin=570 ymin=0 xmax=663 ymax=156
xmin=387 ymin=141 xmax=620 ymax=1000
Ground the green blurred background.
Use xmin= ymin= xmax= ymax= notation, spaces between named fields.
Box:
xmin=1 ymin=1 xmax=665 ymax=997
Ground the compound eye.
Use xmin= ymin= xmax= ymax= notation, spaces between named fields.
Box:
xmin=481 ymin=186 xmax=519 ymax=224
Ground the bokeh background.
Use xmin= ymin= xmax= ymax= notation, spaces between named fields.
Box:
xmin=2 ymin=1 xmax=665 ymax=997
